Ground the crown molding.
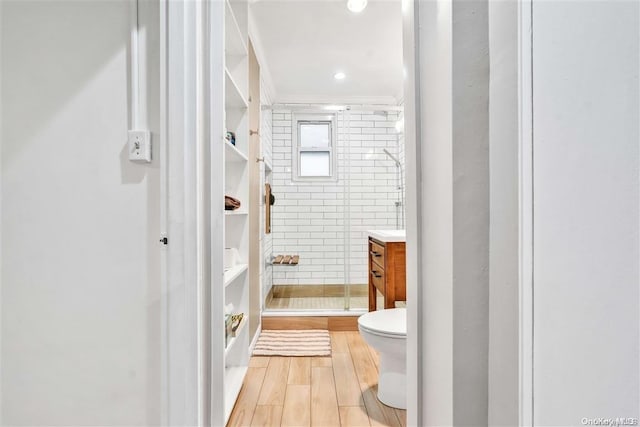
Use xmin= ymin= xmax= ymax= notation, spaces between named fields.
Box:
xmin=274 ymin=94 xmax=401 ymax=106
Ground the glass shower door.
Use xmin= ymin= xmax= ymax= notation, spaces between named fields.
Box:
xmin=266 ymin=108 xmax=348 ymax=311
xmin=264 ymin=107 xmax=403 ymax=312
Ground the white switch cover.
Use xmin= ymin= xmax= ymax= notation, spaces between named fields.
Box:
xmin=128 ymin=130 xmax=152 ymax=162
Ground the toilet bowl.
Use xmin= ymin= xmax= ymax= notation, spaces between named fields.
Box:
xmin=358 ymin=308 xmax=406 ymax=409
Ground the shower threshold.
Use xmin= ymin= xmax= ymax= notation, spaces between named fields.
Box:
xmin=261 ymin=311 xmax=365 ymax=331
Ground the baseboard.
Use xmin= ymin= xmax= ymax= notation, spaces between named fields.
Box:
xmin=249 ymin=322 xmax=261 ymax=354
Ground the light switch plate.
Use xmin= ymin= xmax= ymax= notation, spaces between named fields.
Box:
xmin=128 ymin=130 xmax=151 ymax=162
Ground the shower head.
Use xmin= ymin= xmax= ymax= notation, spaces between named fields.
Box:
xmin=383 ymin=148 xmax=401 ymax=167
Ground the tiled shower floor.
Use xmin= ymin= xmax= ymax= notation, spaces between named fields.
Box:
xmin=264 ymin=285 xmax=406 ymax=311
xmin=265 ymin=284 xmax=369 ymax=311
xmin=265 ymin=295 xmax=370 ymax=310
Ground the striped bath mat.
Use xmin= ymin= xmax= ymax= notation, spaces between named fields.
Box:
xmin=253 ymin=329 xmax=331 ymax=356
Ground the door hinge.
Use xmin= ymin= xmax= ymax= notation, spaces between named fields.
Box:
xmin=159 ymin=235 xmax=168 ymax=245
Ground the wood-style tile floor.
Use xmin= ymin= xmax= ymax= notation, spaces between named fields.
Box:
xmin=227 ymin=331 xmax=407 ymax=427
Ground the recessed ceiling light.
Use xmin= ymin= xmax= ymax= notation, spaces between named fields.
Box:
xmin=334 ymin=72 xmax=346 ymax=80
xmin=347 ymin=0 xmax=368 ymax=13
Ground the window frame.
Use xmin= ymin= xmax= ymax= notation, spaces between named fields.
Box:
xmin=291 ymin=112 xmax=338 ymax=182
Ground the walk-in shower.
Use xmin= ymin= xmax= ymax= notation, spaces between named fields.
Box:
xmin=263 ymin=106 xmax=406 ymax=312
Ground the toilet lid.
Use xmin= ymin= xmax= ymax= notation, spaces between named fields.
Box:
xmin=358 ymin=308 xmax=406 ymax=337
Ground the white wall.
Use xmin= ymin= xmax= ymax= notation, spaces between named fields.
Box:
xmin=532 ymin=1 xmax=640 ymax=424
xmin=270 ymin=109 xmax=403 ymax=287
xmin=0 ymin=1 xmax=162 ymax=425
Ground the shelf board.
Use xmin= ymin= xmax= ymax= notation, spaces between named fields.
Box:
xmin=225 ymin=210 xmax=248 ymax=216
xmin=224 ymin=0 xmax=247 ymax=57
xmin=224 ymin=315 xmax=248 ymax=358
xmin=225 ymin=69 xmax=248 ymax=109
xmin=224 ymin=365 xmax=248 ymax=423
xmin=224 ymin=263 xmax=248 ymax=287
xmin=225 ymin=139 xmax=248 ymax=162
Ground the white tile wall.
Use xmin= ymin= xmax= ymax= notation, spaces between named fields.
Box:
xmin=270 ymin=109 xmax=405 ymax=286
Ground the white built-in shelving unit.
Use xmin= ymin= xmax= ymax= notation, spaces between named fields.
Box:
xmin=217 ymin=0 xmax=250 ymax=424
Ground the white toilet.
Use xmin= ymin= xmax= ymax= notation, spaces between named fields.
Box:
xmin=357 ymin=308 xmax=407 ymax=409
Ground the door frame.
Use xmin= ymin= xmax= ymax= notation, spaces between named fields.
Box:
xmin=403 ymin=0 xmax=534 ymax=425
xmin=160 ymin=0 xmax=535 ymax=425
xmin=517 ymin=0 xmax=534 ymax=425
xmin=160 ymin=0 xmax=212 ymax=424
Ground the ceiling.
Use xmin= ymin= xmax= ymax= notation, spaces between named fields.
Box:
xmin=250 ymin=0 xmax=403 ymax=104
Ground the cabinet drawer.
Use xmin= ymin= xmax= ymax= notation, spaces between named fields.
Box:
xmin=369 ymin=240 xmax=385 ymax=269
xmin=370 ymin=267 xmax=385 ymax=292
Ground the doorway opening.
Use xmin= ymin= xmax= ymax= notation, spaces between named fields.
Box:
xmin=250 ymin=0 xmax=406 ymax=314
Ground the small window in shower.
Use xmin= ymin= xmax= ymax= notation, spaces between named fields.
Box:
xmin=292 ymin=113 xmax=337 ymax=181
xmin=300 ymin=151 xmax=330 ymax=176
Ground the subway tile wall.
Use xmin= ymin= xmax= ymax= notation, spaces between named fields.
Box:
xmin=269 ymin=109 xmax=405 ymax=286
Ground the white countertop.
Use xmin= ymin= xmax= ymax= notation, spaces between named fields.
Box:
xmin=367 ymin=229 xmax=406 ymax=243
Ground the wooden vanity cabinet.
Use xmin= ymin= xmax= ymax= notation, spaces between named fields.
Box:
xmin=368 ymin=237 xmax=406 ymax=311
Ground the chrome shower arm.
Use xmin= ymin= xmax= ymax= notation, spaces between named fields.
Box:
xmin=382 ymin=148 xmax=401 ymax=167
